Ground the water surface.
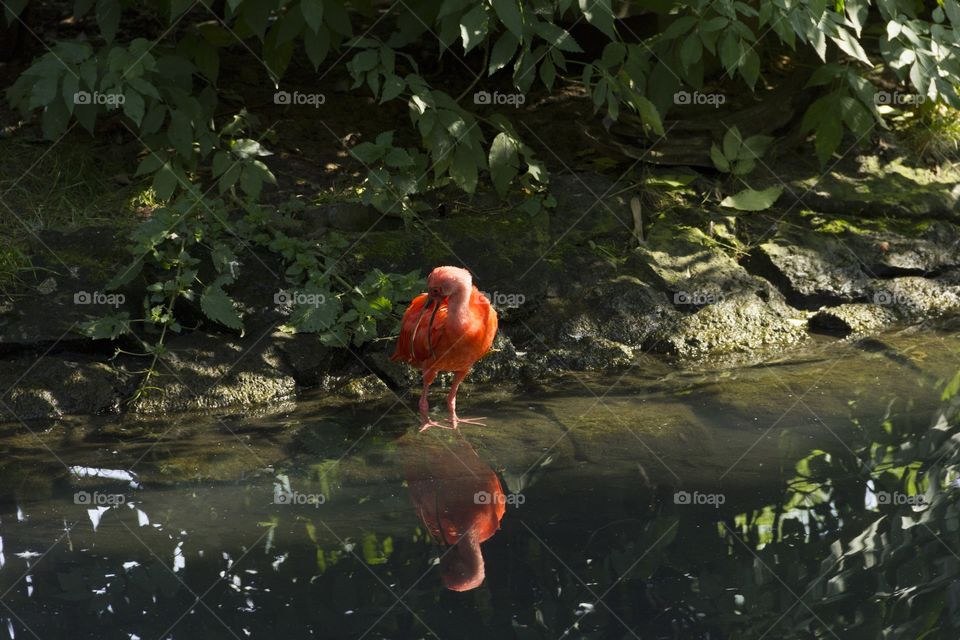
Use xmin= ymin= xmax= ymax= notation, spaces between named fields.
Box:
xmin=1 ymin=329 xmax=959 ymax=639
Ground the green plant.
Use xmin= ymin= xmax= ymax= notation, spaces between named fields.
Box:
xmin=711 ymin=126 xmax=782 ymax=211
xmin=710 ymin=126 xmax=773 ymax=177
xmin=6 ymin=0 xmax=960 ymax=384
xmin=79 ymin=193 xmax=420 ymax=400
xmin=904 ymin=102 xmax=960 ymax=162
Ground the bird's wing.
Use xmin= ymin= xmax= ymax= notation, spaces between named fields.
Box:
xmin=391 ymin=293 xmax=448 ymax=365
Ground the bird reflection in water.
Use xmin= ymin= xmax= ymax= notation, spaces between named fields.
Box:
xmin=399 ymin=428 xmax=506 ymax=591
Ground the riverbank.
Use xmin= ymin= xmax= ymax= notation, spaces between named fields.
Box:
xmin=1 ymin=152 xmax=958 ymax=420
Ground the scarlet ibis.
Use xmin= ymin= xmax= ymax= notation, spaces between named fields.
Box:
xmin=391 ymin=266 xmax=498 ymax=431
xmin=401 ymin=430 xmax=506 ymax=591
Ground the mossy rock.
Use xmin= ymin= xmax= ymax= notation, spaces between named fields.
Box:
xmin=796 ymin=156 xmax=960 ymax=220
xmin=129 ymin=331 xmax=297 ymax=414
xmin=653 ymin=293 xmax=808 ymax=359
xmin=810 ymin=303 xmax=900 ymax=335
xmin=0 ymin=358 xmax=130 ymax=420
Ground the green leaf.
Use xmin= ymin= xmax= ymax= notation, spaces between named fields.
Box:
xmin=201 ymin=286 xmax=244 ymax=332
xmin=539 ymin=55 xmax=556 ymax=89
xmin=450 ymin=144 xmax=479 ymax=193
xmin=720 ymin=186 xmax=783 ymax=211
xmin=710 ymin=143 xmax=730 ymax=172
xmin=95 ymin=0 xmax=120 ymax=44
xmin=41 ymin=98 xmax=70 ymax=139
xmin=632 ymin=95 xmax=664 ymax=136
xmin=722 ymin=126 xmax=742 ymax=160
xmin=323 ymin=0 xmax=352 ymax=36
xmin=350 ymin=142 xmax=384 ymax=163
xmin=578 ymin=0 xmax=614 ymax=38
xmin=123 ymin=88 xmax=145 ymax=126
xmin=600 ymin=41 xmax=626 ymax=68
xmin=731 ymin=157 xmax=755 ymax=175
xmin=741 ymin=134 xmax=773 ymax=159
xmin=219 ymin=162 xmax=241 ymax=192
xmin=135 ymin=153 xmax=164 ymax=176
xmin=78 ymin=313 xmax=131 ymax=340
xmin=153 ymin=162 xmax=179 ymax=200
xmin=168 ymin=109 xmax=194 ymax=160
xmin=62 ymin=74 xmax=79 ymax=114
xmin=380 ymin=74 xmax=405 ymax=103
xmin=460 ymin=4 xmax=489 ymax=54
xmin=239 ymin=164 xmax=264 ymax=199
xmin=170 ymin=0 xmax=193 ymax=20
xmin=739 ymin=48 xmax=759 ymax=89
xmin=488 ymin=132 xmax=519 ymax=197
xmin=384 ymin=147 xmax=414 ymax=167
xmin=806 ymin=63 xmax=844 ymax=87
xmin=815 ymin=115 xmax=843 ymax=166
xmin=661 ymin=16 xmax=697 ymax=40
xmin=211 ymin=151 xmax=231 ymax=178
xmin=491 ymin=0 xmax=523 ymax=40
xmin=718 ymin=31 xmax=740 ymax=75
xmin=829 ymin=28 xmax=871 ymax=65
xmin=304 ymin=26 xmax=330 ymax=68
xmin=489 ymin=31 xmax=519 ymax=74
xmin=512 ymin=49 xmax=536 ymax=93
xmin=839 ymin=96 xmax=873 ymax=139
xmin=290 ymin=288 xmax=340 ymax=332
xmin=28 ymin=74 xmax=59 ymax=111
xmin=106 ymin=259 xmax=143 ymax=289
xmin=301 ymin=0 xmax=324 ymax=32
xmin=351 ymin=49 xmax=378 ymax=74
xmin=680 ymin=35 xmax=702 ymax=69
xmin=534 ymin=21 xmax=582 ymax=52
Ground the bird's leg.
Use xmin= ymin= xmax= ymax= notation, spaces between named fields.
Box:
xmin=418 ymin=369 xmax=451 ymax=432
xmin=446 ymin=369 xmax=486 ymax=428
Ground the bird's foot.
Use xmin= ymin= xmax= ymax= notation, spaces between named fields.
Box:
xmin=419 ymin=418 xmax=456 ymax=433
xmin=447 ymin=415 xmax=487 ymax=428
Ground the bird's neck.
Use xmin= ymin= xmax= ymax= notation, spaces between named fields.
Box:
xmin=445 ymin=281 xmax=473 ymax=331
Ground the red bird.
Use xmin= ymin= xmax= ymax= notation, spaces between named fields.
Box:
xmin=391 ymin=266 xmax=498 ymax=431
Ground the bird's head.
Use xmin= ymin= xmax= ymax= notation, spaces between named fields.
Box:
xmin=440 ymin=533 xmax=485 ymax=591
xmin=426 ymin=266 xmax=472 ymax=301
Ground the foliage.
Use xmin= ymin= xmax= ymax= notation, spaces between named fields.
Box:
xmin=719 ymin=184 xmax=783 ymax=211
xmin=5 ymin=0 xmax=960 ymax=375
xmin=7 ymin=0 xmax=960 ymax=202
xmin=78 ymin=192 xmax=420 ymax=398
xmin=711 ymin=126 xmax=782 ymax=211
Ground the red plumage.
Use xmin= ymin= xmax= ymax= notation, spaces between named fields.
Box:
xmin=391 ymin=266 xmax=498 ymax=430
xmin=391 ymin=289 xmax=497 ymax=371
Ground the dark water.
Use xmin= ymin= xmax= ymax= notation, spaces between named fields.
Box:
xmin=1 ymin=330 xmax=959 ymax=639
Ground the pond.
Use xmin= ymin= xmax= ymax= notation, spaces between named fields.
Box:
xmin=0 ymin=328 xmax=958 ymax=639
